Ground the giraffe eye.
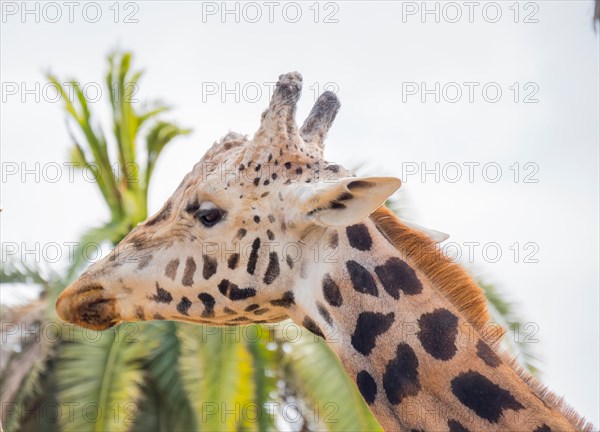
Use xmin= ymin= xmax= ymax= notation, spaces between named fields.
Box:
xmin=196 ymin=208 xmax=224 ymax=227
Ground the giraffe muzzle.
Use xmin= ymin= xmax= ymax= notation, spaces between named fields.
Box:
xmin=56 ymin=283 xmax=120 ymax=331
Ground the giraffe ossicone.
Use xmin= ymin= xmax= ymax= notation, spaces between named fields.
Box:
xmin=56 ymin=72 xmax=593 ymax=432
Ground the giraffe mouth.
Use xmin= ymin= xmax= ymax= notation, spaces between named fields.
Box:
xmin=56 ymin=284 xmax=121 ymax=331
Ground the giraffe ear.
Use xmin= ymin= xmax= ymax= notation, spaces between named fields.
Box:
xmin=298 ymin=177 xmax=401 ymax=227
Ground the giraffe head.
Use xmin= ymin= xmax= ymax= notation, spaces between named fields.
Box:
xmin=55 ymin=72 xmax=400 ymax=330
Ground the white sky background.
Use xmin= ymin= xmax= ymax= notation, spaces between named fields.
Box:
xmin=1 ymin=0 xmax=599 ymax=426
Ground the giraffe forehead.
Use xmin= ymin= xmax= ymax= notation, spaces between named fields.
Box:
xmin=192 ymin=132 xmax=353 ymax=185
xmin=173 ymin=154 xmax=351 ymax=212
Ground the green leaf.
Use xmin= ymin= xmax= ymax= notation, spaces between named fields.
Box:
xmin=178 ymin=326 xmax=255 ymax=431
xmin=114 ymin=52 xmax=137 ymax=177
xmin=138 ymin=106 xmax=170 ymax=127
xmin=246 ymin=327 xmax=278 ymax=432
xmin=56 ymin=324 xmax=151 ymax=432
xmin=0 ymin=260 xmax=57 ymax=289
xmin=69 ymin=144 xmax=88 ymax=167
xmin=280 ymin=323 xmax=382 ymax=432
xmin=130 ymin=322 xmax=196 ymax=432
xmin=144 ymin=121 xmax=191 ymax=189
xmin=47 ymin=75 xmax=123 ymax=220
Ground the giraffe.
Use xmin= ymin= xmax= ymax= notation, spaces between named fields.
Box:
xmin=56 ymin=72 xmax=593 ymax=432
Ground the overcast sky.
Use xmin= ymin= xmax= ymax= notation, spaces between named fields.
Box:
xmin=1 ymin=0 xmax=599 ymax=425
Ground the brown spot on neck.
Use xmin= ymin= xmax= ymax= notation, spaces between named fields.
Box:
xmin=370 ymin=206 xmax=493 ymax=338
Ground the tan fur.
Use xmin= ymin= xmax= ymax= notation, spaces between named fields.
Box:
xmin=370 ymin=206 xmax=496 ymax=339
xmin=370 ymin=205 xmax=594 ymax=432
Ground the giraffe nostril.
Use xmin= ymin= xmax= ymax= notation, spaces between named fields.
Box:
xmin=56 ymin=283 xmax=118 ymax=330
xmin=75 ymin=297 xmax=118 ymax=330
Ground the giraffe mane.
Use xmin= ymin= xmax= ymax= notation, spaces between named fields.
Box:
xmin=371 ymin=205 xmax=595 ymax=431
xmin=370 ymin=205 xmax=495 ymax=338
xmin=501 ymin=355 xmax=595 ymax=431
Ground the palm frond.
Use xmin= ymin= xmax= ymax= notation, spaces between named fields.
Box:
xmin=178 ymin=325 xmax=255 ymax=431
xmin=0 ymin=260 xmax=59 ymax=290
xmin=245 ymin=326 xmax=279 ymax=431
xmin=280 ymin=323 xmax=382 ymax=432
xmin=0 ymin=301 xmax=55 ymax=432
xmin=56 ymin=324 xmax=151 ymax=432
xmin=145 ymin=121 xmax=191 ymax=187
xmin=47 ymin=74 xmax=122 ymax=220
xmin=130 ymin=322 xmax=196 ymax=432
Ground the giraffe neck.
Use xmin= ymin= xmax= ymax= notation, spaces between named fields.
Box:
xmin=289 ymin=208 xmax=586 ymax=432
